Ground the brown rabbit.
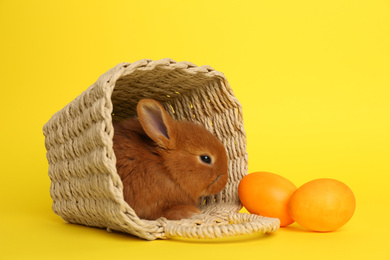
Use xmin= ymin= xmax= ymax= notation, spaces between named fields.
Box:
xmin=112 ymin=99 xmax=228 ymax=220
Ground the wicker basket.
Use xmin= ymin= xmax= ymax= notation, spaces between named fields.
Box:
xmin=43 ymin=58 xmax=280 ymax=240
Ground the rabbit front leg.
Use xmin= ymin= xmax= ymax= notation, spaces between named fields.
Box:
xmin=163 ymin=205 xmax=201 ymax=220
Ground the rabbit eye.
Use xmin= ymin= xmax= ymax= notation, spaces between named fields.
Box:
xmin=200 ymin=155 xmax=212 ymax=164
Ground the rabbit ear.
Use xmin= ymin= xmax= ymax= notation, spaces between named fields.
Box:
xmin=137 ymin=99 xmax=175 ymax=148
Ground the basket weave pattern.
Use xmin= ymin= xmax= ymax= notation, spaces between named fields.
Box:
xmin=43 ymin=58 xmax=280 ymax=240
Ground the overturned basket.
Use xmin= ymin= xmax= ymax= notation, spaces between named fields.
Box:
xmin=43 ymin=58 xmax=280 ymax=240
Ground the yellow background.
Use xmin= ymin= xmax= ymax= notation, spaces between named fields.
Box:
xmin=1 ymin=0 xmax=389 ymax=259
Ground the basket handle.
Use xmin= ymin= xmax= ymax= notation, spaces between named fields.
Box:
xmin=160 ymin=212 xmax=280 ymax=239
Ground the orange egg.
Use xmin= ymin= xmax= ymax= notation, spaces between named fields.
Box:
xmin=238 ymin=172 xmax=297 ymax=226
xmin=288 ymin=178 xmax=356 ymax=232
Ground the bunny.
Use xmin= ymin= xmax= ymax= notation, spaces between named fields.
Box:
xmin=112 ymin=99 xmax=228 ymax=220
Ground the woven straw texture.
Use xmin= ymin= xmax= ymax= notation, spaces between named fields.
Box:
xmin=43 ymin=58 xmax=280 ymax=240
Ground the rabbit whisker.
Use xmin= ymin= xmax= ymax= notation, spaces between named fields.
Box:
xmin=209 ymin=174 xmax=222 ymax=188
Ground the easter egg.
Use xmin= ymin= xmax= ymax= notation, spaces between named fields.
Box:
xmin=238 ymin=172 xmax=297 ymax=226
xmin=288 ymin=178 xmax=356 ymax=232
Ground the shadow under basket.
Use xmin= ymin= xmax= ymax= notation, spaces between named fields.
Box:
xmin=43 ymin=58 xmax=280 ymax=240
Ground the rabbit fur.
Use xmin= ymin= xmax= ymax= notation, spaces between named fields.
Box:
xmin=112 ymin=99 xmax=228 ymax=220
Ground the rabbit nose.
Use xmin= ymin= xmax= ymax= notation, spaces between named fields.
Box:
xmin=210 ymin=174 xmax=222 ymax=186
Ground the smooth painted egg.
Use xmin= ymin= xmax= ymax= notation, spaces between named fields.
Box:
xmin=288 ymin=178 xmax=356 ymax=232
xmin=238 ymin=171 xmax=297 ymax=226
